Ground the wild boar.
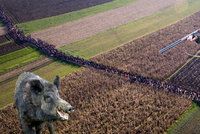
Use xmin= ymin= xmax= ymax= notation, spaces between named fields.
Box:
xmin=14 ymin=72 xmax=74 ymax=134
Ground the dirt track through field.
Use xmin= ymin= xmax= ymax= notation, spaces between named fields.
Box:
xmin=32 ymin=0 xmax=177 ymax=47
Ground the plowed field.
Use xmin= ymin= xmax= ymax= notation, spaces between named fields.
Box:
xmin=0 ymin=0 xmax=112 ymax=22
xmin=0 ymin=42 xmax=25 ymax=56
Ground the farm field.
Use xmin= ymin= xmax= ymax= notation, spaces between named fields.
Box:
xmin=0 ymin=57 xmax=52 ymax=83
xmin=0 ymin=0 xmax=139 ymax=75
xmin=0 ymin=0 xmax=112 ymax=22
xmin=0 ymin=47 xmax=42 ymax=74
xmin=0 ymin=41 xmax=25 ymax=56
xmin=18 ymin=0 xmax=137 ymax=33
xmin=1 ymin=0 xmax=200 ymax=107
xmin=32 ymin=0 xmax=177 ymax=47
xmin=166 ymin=53 xmax=200 ymax=133
xmin=0 ymin=68 xmax=191 ymax=133
xmin=1 ymin=0 xmax=200 ymax=133
xmin=170 ymin=57 xmax=200 ymax=92
xmin=1 ymin=0 xmax=177 ymax=76
xmin=69 ymin=10 xmax=200 ymax=80
xmin=167 ymin=103 xmax=200 ymax=134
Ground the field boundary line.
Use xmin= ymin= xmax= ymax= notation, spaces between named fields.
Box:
xmin=0 ymin=58 xmax=52 ymax=84
xmin=166 ymin=50 xmax=200 ymax=81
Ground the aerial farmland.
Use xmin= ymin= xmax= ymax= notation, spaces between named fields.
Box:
xmin=0 ymin=0 xmax=200 ymax=133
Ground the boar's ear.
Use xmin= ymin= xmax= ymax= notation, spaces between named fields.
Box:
xmin=53 ymin=75 xmax=60 ymax=89
xmin=29 ymin=79 xmax=44 ymax=94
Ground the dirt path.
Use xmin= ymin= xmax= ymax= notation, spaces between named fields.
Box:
xmin=32 ymin=0 xmax=177 ymax=47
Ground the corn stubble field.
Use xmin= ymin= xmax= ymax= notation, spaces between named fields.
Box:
xmin=1 ymin=0 xmax=200 ymax=133
xmin=1 ymin=10 xmax=200 ymax=134
xmin=0 ymin=69 xmax=191 ymax=133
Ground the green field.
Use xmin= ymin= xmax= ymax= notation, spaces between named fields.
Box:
xmin=0 ymin=47 xmax=42 ymax=74
xmin=167 ymin=103 xmax=200 ymax=134
xmin=18 ymin=0 xmax=136 ymax=34
xmin=1 ymin=0 xmax=200 ymax=108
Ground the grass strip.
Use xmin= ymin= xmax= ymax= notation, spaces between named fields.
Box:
xmin=167 ymin=103 xmax=200 ymax=134
xmin=0 ymin=47 xmax=43 ymax=74
xmin=0 ymin=47 xmax=36 ymax=64
xmin=0 ymin=52 xmax=41 ymax=74
xmin=1 ymin=0 xmax=200 ymax=108
xmin=60 ymin=0 xmax=200 ymax=58
xmin=18 ymin=0 xmax=136 ymax=34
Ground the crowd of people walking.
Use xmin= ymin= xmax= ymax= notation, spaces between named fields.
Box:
xmin=0 ymin=6 xmax=199 ymax=102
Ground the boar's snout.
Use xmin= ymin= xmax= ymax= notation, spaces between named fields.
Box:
xmin=68 ymin=106 xmax=75 ymax=113
xmin=57 ymin=98 xmax=74 ymax=120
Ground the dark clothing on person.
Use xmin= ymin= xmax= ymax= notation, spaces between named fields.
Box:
xmin=194 ymin=32 xmax=200 ymax=44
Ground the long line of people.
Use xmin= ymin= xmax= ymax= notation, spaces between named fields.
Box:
xmin=0 ymin=7 xmax=199 ymax=102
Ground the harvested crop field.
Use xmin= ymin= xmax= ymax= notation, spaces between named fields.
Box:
xmin=2 ymin=9 xmax=200 ymax=89
xmin=170 ymin=57 xmax=200 ymax=93
xmin=0 ymin=0 xmax=112 ymax=22
xmin=93 ymin=11 xmax=200 ymax=80
xmin=0 ymin=10 xmax=199 ymax=132
xmin=1 ymin=1 xmax=200 ymax=133
xmin=0 ymin=69 xmax=191 ymax=133
xmin=32 ymin=0 xmax=177 ymax=47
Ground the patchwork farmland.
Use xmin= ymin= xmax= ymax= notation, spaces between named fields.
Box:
xmin=0 ymin=0 xmax=113 ymax=22
xmin=1 ymin=0 xmax=200 ymax=133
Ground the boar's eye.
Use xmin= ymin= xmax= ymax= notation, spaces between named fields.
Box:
xmin=44 ymin=95 xmax=52 ymax=103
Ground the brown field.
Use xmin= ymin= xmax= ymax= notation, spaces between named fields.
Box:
xmin=0 ymin=69 xmax=191 ymax=133
xmin=32 ymin=0 xmax=176 ymax=47
xmin=170 ymin=57 xmax=200 ymax=93
xmin=93 ymin=11 xmax=200 ymax=80
xmin=1 ymin=2 xmax=200 ymax=134
xmin=0 ymin=0 xmax=178 ymax=83
xmin=0 ymin=0 xmax=112 ymax=22
xmin=0 ymin=42 xmax=25 ymax=56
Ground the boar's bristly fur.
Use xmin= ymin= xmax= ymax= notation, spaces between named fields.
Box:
xmin=14 ymin=72 xmax=74 ymax=134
